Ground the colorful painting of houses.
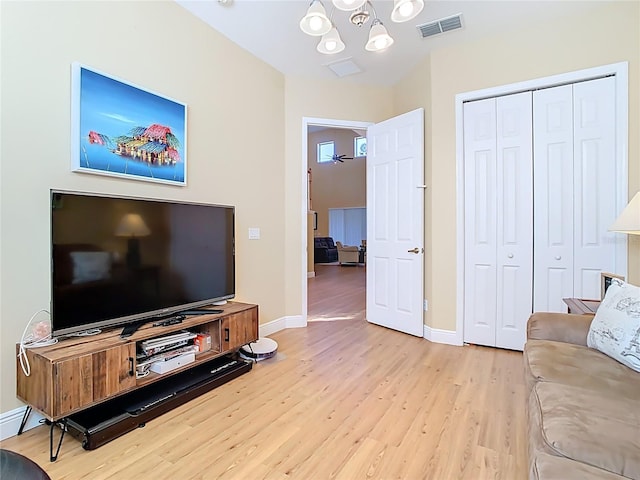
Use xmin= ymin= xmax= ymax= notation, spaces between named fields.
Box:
xmin=88 ymin=123 xmax=182 ymax=166
xmin=72 ymin=64 xmax=187 ymax=185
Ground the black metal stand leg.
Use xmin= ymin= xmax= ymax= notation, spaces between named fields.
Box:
xmin=49 ymin=418 xmax=67 ymax=462
xmin=17 ymin=406 xmax=32 ymax=435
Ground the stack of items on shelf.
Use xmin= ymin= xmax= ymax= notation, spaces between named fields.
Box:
xmin=136 ymin=330 xmax=209 ymax=377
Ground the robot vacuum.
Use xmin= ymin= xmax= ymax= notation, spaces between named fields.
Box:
xmin=239 ymin=337 xmax=278 ymax=361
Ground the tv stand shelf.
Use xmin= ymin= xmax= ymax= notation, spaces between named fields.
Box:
xmin=16 ymin=301 xmax=258 ymax=460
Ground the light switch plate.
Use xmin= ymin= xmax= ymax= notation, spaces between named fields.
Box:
xmin=248 ymin=227 xmax=260 ymax=240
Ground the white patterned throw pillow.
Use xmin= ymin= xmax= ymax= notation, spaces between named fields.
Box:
xmin=588 ymin=279 xmax=640 ymax=372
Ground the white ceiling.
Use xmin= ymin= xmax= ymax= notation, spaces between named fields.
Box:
xmin=176 ymin=0 xmax=611 ymax=87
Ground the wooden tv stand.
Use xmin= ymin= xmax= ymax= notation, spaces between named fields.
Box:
xmin=16 ymin=301 xmax=258 ymax=460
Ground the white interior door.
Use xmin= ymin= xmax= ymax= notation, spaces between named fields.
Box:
xmin=366 ymin=108 xmax=424 ymax=337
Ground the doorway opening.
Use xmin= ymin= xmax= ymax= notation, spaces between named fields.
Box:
xmin=302 ymin=117 xmax=372 ymax=325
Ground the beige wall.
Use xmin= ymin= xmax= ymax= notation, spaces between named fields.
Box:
xmin=309 ymin=128 xmax=366 ymax=237
xmin=394 ymin=1 xmax=640 ymax=331
xmin=0 ymin=1 xmax=285 ymax=413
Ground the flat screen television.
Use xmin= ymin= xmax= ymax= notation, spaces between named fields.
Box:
xmin=50 ymin=190 xmax=235 ymax=336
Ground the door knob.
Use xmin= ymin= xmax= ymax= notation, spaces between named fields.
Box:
xmin=555 ymin=256 xmax=561 ymax=260
xmin=408 ymin=248 xmax=421 ymax=254
xmin=507 ymin=253 xmax=514 ymax=258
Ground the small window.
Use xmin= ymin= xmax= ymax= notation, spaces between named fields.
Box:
xmin=354 ymin=136 xmax=367 ymax=157
xmin=317 ymin=141 xmax=335 ymax=164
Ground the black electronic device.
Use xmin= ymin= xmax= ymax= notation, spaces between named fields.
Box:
xmin=151 ymin=314 xmax=186 ymax=328
xmin=66 ymin=355 xmax=251 ymax=450
xmin=179 ymin=309 xmax=224 ymax=315
xmin=50 ymin=190 xmax=235 ymax=337
xmin=119 ymin=320 xmax=148 ymax=338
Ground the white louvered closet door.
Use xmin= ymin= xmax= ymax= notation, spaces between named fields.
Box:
xmin=533 ymin=77 xmax=617 ymax=312
xmin=463 ymin=92 xmax=533 ymax=350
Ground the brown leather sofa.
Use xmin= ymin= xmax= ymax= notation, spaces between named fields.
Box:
xmin=524 ymin=312 xmax=640 ymax=479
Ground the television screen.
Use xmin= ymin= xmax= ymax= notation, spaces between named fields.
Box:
xmin=51 ymin=190 xmax=235 ymax=336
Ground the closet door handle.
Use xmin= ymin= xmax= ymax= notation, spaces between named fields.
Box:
xmin=555 ymin=255 xmax=562 ymax=260
xmin=507 ymin=253 xmax=514 ymax=259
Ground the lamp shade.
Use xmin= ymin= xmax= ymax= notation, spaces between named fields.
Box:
xmin=300 ymin=0 xmax=332 ymax=36
xmin=115 ymin=213 xmax=151 ymax=237
xmin=317 ymin=27 xmax=346 ymax=54
xmin=609 ymin=192 xmax=640 ymax=235
xmin=390 ymin=0 xmax=424 ymax=22
xmin=332 ymin=0 xmax=366 ymax=11
xmin=365 ymin=20 xmax=394 ymax=51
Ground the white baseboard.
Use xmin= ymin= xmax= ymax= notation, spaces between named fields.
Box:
xmin=0 ymin=405 xmax=44 ymax=441
xmin=259 ymin=317 xmax=287 ymax=337
xmin=283 ymin=315 xmax=305 ymax=329
xmin=259 ymin=315 xmax=305 ymax=338
xmin=423 ymin=325 xmax=463 ymax=346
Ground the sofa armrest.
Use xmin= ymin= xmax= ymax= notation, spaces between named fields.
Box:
xmin=526 ymin=312 xmax=593 ymax=346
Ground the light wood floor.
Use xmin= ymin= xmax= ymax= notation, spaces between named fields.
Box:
xmin=1 ymin=265 xmax=527 ymax=479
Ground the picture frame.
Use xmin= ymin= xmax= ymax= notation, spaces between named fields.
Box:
xmin=601 ymin=272 xmax=625 ymax=299
xmin=71 ymin=63 xmax=187 ymax=186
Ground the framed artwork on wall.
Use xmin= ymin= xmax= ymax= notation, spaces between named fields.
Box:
xmin=71 ymin=63 xmax=187 ymax=186
xmin=601 ymin=272 xmax=625 ymax=299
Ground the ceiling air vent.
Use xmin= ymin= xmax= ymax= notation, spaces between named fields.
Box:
xmin=417 ymin=13 xmax=463 ymax=38
xmin=325 ymin=58 xmax=362 ymax=78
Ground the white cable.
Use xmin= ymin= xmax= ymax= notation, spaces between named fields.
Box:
xmin=18 ymin=309 xmax=58 ymax=377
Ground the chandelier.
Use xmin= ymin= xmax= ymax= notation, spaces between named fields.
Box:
xmin=300 ymin=0 xmax=425 ymax=54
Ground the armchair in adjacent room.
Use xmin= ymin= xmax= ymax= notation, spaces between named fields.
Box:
xmin=336 ymin=241 xmax=360 ymax=265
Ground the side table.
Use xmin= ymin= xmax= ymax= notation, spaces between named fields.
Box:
xmin=562 ymin=298 xmax=601 ymax=315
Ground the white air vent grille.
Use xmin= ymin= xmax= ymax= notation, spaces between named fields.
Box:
xmin=417 ymin=13 xmax=463 ymax=38
xmin=325 ymin=58 xmax=362 ymax=78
